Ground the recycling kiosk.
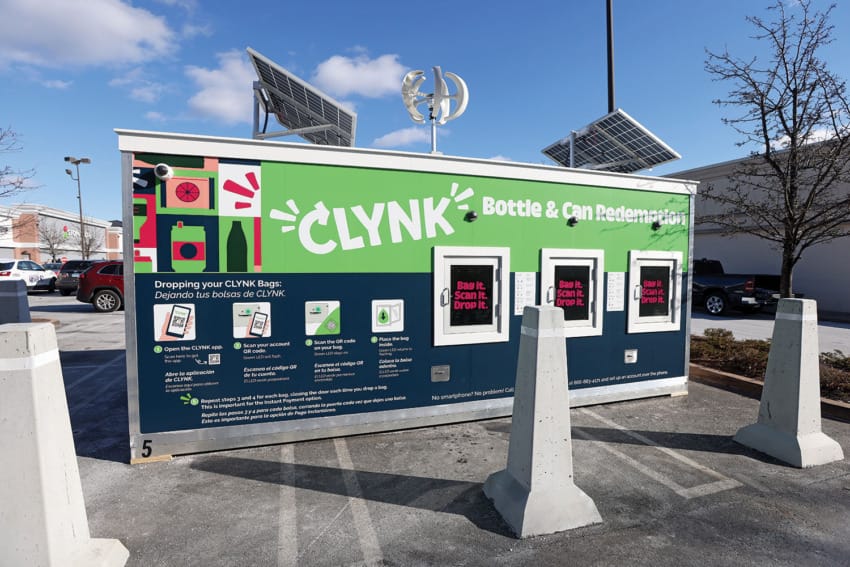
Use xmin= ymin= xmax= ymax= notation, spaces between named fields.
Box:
xmin=119 ymin=130 xmax=696 ymax=461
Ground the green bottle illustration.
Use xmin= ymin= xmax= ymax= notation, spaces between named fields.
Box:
xmin=226 ymin=220 xmax=247 ymax=272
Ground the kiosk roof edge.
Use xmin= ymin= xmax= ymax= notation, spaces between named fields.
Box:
xmin=116 ymin=129 xmax=697 ymax=196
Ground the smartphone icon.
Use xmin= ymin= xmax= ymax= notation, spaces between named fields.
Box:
xmin=249 ymin=311 xmax=268 ymax=337
xmin=166 ymin=304 xmax=192 ymax=338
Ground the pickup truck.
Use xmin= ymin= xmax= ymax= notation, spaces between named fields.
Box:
xmin=691 ymin=258 xmax=779 ymax=315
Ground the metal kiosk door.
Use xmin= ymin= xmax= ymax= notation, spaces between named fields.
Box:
xmin=433 ymin=246 xmax=510 ymax=347
xmin=627 ymin=250 xmax=683 ymax=333
xmin=540 ymin=249 xmax=604 ymax=338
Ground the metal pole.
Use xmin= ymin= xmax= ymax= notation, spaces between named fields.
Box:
xmin=569 ymin=131 xmax=576 ymax=168
xmin=428 ymin=97 xmax=438 ymax=154
xmin=606 ymin=0 xmax=615 ymax=113
xmin=64 ymin=156 xmax=90 ymax=260
xmin=75 ymin=167 xmax=86 ymax=260
xmin=431 ymin=118 xmax=437 ymax=154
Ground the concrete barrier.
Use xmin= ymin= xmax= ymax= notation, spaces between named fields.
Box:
xmin=484 ymin=306 xmax=602 ymax=538
xmin=734 ymin=299 xmax=844 ymax=468
xmin=0 ymin=279 xmax=31 ymax=324
xmin=0 ymin=323 xmax=129 ymax=566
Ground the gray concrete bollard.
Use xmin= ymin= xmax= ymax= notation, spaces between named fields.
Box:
xmin=483 ymin=306 xmax=602 ymax=538
xmin=0 ymin=323 xmax=129 ymax=566
xmin=734 ymin=299 xmax=844 ymax=468
xmin=0 ymin=279 xmax=32 ymax=324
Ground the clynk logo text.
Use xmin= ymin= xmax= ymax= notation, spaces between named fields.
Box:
xmin=269 ymin=183 xmax=474 ymax=255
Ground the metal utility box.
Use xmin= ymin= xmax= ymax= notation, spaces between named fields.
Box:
xmin=118 ymin=130 xmax=696 ymax=461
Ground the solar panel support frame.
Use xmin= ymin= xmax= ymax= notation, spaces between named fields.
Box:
xmin=542 ymin=108 xmax=680 ymax=174
xmin=247 ymin=48 xmax=357 ymax=147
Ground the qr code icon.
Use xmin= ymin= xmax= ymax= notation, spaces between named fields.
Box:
xmin=208 ymin=353 xmax=221 ymax=365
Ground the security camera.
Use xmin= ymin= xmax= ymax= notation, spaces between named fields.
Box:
xmin=154 ymin=163 xmax=173 ymax=181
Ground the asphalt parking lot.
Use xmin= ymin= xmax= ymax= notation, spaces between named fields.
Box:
xmin=19 ymin=294 xmax=850 ymax=566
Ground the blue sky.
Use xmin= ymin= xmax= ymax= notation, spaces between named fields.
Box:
xmin=2 ymin=0 xmax=850 ymax=221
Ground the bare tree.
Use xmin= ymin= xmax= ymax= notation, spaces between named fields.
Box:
xmin=703 ymin=0 xmax=850 ymax=297
xmin=76 ymin=226 xmax=103 ymax=259
xmin=39 ymin=220 xmax=68 ymax=262
xmin=1 ymin=126 xmax=36 ymax=199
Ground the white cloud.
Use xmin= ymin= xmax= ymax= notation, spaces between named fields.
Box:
xmin=145 ymin=111 xmax=167 ymax=122
xmin=372 ymin=127 xmax=431 ymax=148
xmin=185 ymin=50 xmax=255 ymax=125
xmin=0 ymin=0 xmax=176 ymax=68
xmin=313 ymin=53 xmax=405 ymax=99
xmin=130 ymin=85 xmax=166 ymax=103
xmin=154 ymin=0 xmax=198 ymax=12
xmin=182 ymin=23 xmax=212 ymax=39
xmin=771 ymin=128 xmax=835 ymax=149
xmin=110 ymin=68 xmax=167 ymax=103
xmin=488 ymin=155 xmax=513 ymax=162
xmin=41 ymin=79 xmax=72 ymax=89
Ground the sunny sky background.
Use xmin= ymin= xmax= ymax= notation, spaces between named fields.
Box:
xmin=2 ymin=0 xmax=850 ymax=222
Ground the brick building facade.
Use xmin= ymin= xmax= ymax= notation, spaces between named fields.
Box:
xmin=0 ymin=204 xmax=122 ymax=263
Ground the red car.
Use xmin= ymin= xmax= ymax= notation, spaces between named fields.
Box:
xmin=76 ymin=260 xmax=124 ymax=312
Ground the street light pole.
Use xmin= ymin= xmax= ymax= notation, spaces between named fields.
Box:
xmin=64 ymin=156 xmax=91 ymax=259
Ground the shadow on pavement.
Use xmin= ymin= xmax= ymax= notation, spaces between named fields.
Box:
xmin=191 ymin=456 xmax=513 ymax=537
xmin=482 ymin=421 xmax=784 ymax=465
xmin=30 ymin=303 xmax=97 ymax=313
xmin=571 ymin=426 xmax=782 ymax=464
xmin=60 ymin=349 xmax=131 ymax=464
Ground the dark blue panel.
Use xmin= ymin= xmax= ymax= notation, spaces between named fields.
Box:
xmin=134 ymin=272 xmax=688 ymax=433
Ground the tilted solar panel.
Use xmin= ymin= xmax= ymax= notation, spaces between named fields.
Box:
xmin=542 ymin=109 xmax=679 ymax=173
xmin=247 ymin=47 xmax=357 ymax=147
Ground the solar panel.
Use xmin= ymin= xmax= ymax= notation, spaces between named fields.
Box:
xmin=542 ymin=109 xmax=679 ymax=173
xmin=247 ymin=47 xmax=357 ymax=147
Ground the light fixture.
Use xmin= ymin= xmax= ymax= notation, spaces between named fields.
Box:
xmin=464 ymin=211 xmax=478 ymax=222
xmin=64 ymin=156 xmax=91 ymax=259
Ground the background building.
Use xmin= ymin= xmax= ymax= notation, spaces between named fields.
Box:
xmin=671 ymin=159 xmax=850 ymax=321
xmin=0 ymin=204 xmax=122 ymax=263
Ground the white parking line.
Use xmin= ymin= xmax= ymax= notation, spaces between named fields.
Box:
xmin=334 ymin=438 xmax=383 ymax=566
xmin=578 ymin=408 xmax=742 ymax=499
xmin=62 ymin=353 xmax=126 ymax=395
xmin=277 ymin=444 xmax=298 ymax=567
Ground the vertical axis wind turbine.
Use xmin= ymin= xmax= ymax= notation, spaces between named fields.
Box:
xmin=401 ymin=67 xmax=469 ymax=154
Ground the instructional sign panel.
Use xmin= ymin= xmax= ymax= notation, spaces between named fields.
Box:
xmin=120 ymin=130 xmax=694 ymax=460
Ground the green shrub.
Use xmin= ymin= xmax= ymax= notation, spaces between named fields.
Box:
xmin=691 ymin=330 xmax=850 ymax=403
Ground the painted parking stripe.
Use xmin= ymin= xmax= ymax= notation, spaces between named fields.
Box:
xmin=334 ymin=438 xmax=383 ymax=566
xmin=63 ymin=353 xmax=126 ymax=404
xmin=578 ymin=408 xmax=742 ymax=499
xmin=277 ymin=443 xmax=298 ymax=567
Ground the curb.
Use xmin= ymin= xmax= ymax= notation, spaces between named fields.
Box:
xmin=689 ymin=363 xmax=850 ymax=424
xmin=31 ymin=317 xmax=60 ymax=328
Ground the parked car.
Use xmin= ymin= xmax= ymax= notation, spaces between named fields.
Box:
xmin=56 ymin=259 xmax=97 ymax=296
xmin=0 ymin=258 xmax=57 ymax=292
xmin=43 ymin=262 xmax=64 ymax=271
xmin=691 ymin=258 xmax=779 ymax=315
xmin=76 ymin=260 xmax=124 ymax=312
